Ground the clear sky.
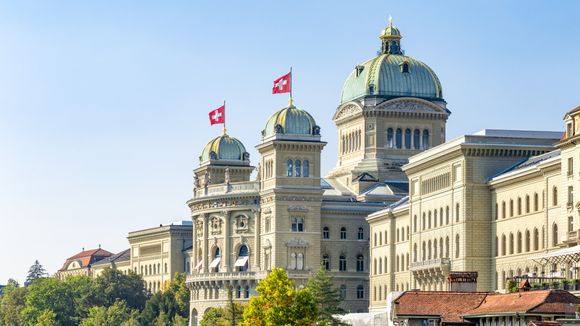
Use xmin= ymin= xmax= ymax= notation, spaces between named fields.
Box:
xmin=1 ymin=0 xmax=579 ymax=283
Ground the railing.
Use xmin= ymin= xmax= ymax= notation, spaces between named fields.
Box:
xmin=410 ymin=258 xmax=451 ymax=271
xmin=186 ymin=271 xmax=256 ymax=283
xmin=567 ymin=230 xmax=579 ymax=242
xmin=193 ymin=181 xmax=259 ymax=199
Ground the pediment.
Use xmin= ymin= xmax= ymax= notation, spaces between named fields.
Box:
xmin=376 ymin=97 xmax=447 ymax=114
xmin=333 ymin=103 xmax=363 ymax=122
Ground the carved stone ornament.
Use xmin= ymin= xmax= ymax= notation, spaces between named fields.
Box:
xmin=288 ymin=206 xmax=309 ymax=213
xmin=335 ymin=104 xmax=362 ymax=120
xmin=378 ymin=99 xmax=440 ymax=114
xmin=275 ymin=124 xmax=284 ymax=134
xmin=210 ymin=216 xmax=222 ymax=235
xmin=286 ymin=238 xmax=310 ymax=248
xmin=209 ymin=151 xmax=218 ymax=160
xmin=243 ymin=152 xmax=250 ymax=160
xmin=312 ymin=125 xmax=321 ymax=135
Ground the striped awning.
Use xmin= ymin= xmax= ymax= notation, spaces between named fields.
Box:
xmin=528 ymin=245 xmax=580 ymax=266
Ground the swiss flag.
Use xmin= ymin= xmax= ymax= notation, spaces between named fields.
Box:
xmin=272 ymin=72 xmax=291 ymax=94
xmin=208 ymin=105 xmax=225 ymax=125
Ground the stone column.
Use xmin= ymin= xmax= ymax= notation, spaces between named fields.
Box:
xmin=192 ymin=215 xmax=198 ymax=273
xmin=222 ymin=210 xmax=230 ymax=273
xmin=202 ymin=214 xmax=209 ymax=274
xmin=253 ymin=208 xmax=261 ymax=270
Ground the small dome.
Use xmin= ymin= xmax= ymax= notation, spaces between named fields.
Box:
xmin=200 ymin=134 xmax=248 ymax=163
xmin=380 ymin=25 xmax=401 ymax=38
xmin=262 ymin=104 xmax=319 ymax=139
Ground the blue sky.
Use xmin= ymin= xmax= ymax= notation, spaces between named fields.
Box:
xmin=0 ymin=1 xmax=579 ymax=282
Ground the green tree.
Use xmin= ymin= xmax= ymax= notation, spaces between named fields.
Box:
xmin=80 ymin=300 xmax=140 ymax=326
xmin=167 ymin=273 xmax=189 ymax=317
xmin=200 ymin=307 xmax=227 ymax=326
xmin=35 ymin=309 xmax=57 ymax=326
xmin=64 ymin=275 xmax=101 ymax=322
xmin=306 ymin=267 xmax=346 ymax=325
xmin=20 ymin=277 xmax=76 ymax=325
xmin=24 ymin=260 xmax=47 ymax=286
xmin=0 ymin=281 xmax=27 ymax=326
xmin=140 ymin=273 xmax=189 ymax=324
xmin=93 ymin=268 xmax=148 ymax=310
xmin=242 ymin=268 xmax=317 ymax=326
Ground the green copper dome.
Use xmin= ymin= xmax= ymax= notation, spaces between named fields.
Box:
xmin=200 ymin=134 xmax=248 ymax=163
xmin=262 ymin=103 xmax=320 ymax=139
xmin=340 ymin=20 xmax=443 ymax=104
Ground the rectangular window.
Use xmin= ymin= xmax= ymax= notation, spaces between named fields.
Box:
xmin=569 ymin=157 xmax=574 ymax=176
xmin=291 ymin=218 xmax=304 ymax=232
xmin=568 ymin=186 xmax=574 ymax=207
xmin=569 ymin=216 xmax=574 ymax=233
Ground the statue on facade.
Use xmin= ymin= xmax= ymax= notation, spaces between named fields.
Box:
xmin=255 ymin=163 xmax=261 ymax=182
xmin=225 ymin=168 xmax=230 ymax=185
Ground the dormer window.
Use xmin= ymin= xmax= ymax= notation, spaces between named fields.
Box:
xmin=400 ymin=61 xmax=410 ymax=73
xmin=355 ymin=65 xmax=364 ymax=77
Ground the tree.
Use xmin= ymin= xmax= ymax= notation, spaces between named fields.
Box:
xmin=200 ymin=307 xmax=227 ymax=326
xmin=140 ymin=273 xmax=189 ymax=325
xmin=35 ymin=309 xmax=57 ymax=326
xmin=0 ymin=281 xmax=27 ymax=326
xmin=93 ymin=268 xmax=148 ymax=310
xmin=242 ymin=268 xmax=317 ymax=326
xmin=80 ymin=300 xmax=140 ymax=326
xmin=20 ymin=277 xmax=76 ymax=325
xmin=25 ymin=260 xmax=47 ymax=286
xmin=306 ymin=267 xmax=346 ymax=325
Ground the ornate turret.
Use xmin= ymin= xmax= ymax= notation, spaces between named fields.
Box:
xmin=380 ymin=16 xmax=402 ymax=55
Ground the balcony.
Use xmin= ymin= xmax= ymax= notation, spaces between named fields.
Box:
xmin=410 ymin=258 xmax=451 ymax=272
xmin=186 ymin=271 xmax=256 ymax=284
xmin=192 ymin=181 xmax=259 ymax=199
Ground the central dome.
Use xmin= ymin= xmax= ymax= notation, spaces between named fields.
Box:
xmin=262 ymin=104 xmax=319 ymax=139
xmin=340 ymin=21 xmax=443 ymax=104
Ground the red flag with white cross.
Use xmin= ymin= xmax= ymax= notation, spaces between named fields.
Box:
xmin=208 ymin=105 xmax=225 ymax=125
xmin=272 ymin=72 xmax=291 ymax=94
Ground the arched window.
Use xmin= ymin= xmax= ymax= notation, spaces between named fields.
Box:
xmin=422 ymin=213 xmax=426 ymax=230
xmin=287 ymin=160 xmax=293 ymax=177
xmin=534 ymin=193 xmax=539 ymax=211
xmin=428 ymin=211 xmax=432 ymax=229
xmin=509 ymin=233 xmax=514 ymax=255
xmin=357 ymin=227 xmax=364 ymax=240
xmin=502 ymin=201 xmax=506 ymax=219
xmin=517 ymin=197 xmax=522 ymax=215
xmin=455 ymin=234 xmax=460 ymax=258
xmin=395 ymin=128 xmax=403 ymax=149
xmin=244 ymin=285 xmax=250 ymax=298
xmin=379 ymin=232 xmax=382 ymax=245
xmin=525 ymin=195 xmax=530 ymax=213
xmin=323 ymin=255 xmax=330 ymax=271
xmin=384 ymin=256 xmax=388 ymax=273
xmin=404 ymin=128 xmax=411 ymax=149
xmin=323 ymin=226 xmax=329 ymax=239
xmin=357 ymin=255 xmax=364 ymax=272
xmin=501 ymin=235 xmax=506 ymax=256
xmin=427 ymin=240 xmax=432 ymax=259
xmin=495 ymin=203 xmax=498 ymax=220
xmin=422 ymin=129 xmax=430 ymax=149
xmin=439 ymin=237 xmax=443 ymax=258
xmin=297 ymin=253 xmax=304 ymax=270
xmin=164 ymin=263 xmax=167 ymax=274
xmin=533 ymin=228 xmax=539 ymax=251
xmin=553 ymin=187 xmax=558 ymax=206
xmin=413 ymin=243 xmax=418 ymax=262
xmin=517 ymin=232 xmax=522 ymax=253
xmin=339 ymin=255 xmax=347 ymax=271
xmin=525 ymin=229 xmax=531 ymax=252
xmin=456 ymin=203 xmax=460 ymax=222
xmin=439 ymin=208 xmax=443 ymax=226
xmin=303 ymin=160 xmax=309 ymax=177
xmin=356 ymin=285 xmax=364 ymax=299
xmin=340 ymin=285 xmax=346 ymax=300
xmin=373 ymin=258 xmax=377 ymax=275
xmin=340 ymin=227 xmax=347 ymax=240
xmin=413 ymin=129 xmax=420 ymax=149
xmin=446 ymin=206 xmax=450 ymax=224
xmin=422 ymin=241 xmax=426 ymax=261
xmin=238 ymin=245 xmax=249 ymax=272
xmin=378 ymin=257 xmax=382 ymax=274
xmin=295 ymin=160 xmax=301 ymax=177
xmin=433 ymin=239 xmax=438 ymax=259
xmin=212 ymin=247 xmax=221 ymax=272
xmin=509 ymin=200 xmax=514 ymax=217
xmin=387 ymin=128 xmax=394 ymax=148
xmin=495 ymin=236 xmax=498 ymax=257
xmin=552 ymin=223 xmax=558 ymax=247
xmin=445 ymin=236 xmax=450 ymax=258
xmin=236 ymin=285 xmax=241 ymax=298
xmin=434 ymin=210 xmax=438 ymax=228
xmin=413 ymin=215 xmax=417 ymax=232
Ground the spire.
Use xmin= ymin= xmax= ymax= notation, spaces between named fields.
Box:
xmin=380 ymin=16 xmax=402 ymax=55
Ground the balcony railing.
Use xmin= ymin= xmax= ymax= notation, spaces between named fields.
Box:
xmin=410 ymin=258 xmax=451 ymax=272
xmin=193 ymin=181 xmax=259 ymax=199
xmin=186 ymin=271 xmax=256 ymax=283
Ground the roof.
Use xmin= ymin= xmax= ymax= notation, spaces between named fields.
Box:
xmin=490 ymin=150 xmax=561 ymax=181
xmin=395 ymin=291 xmax=489 ymax=323
xmin=262 ymin=105 xmax=319 ymax=140
xmin=464 ymin=290 xmax=580 ymax=316
xmin=92 ymin=249 xmax=130 ymax=266
xmin=200 ymin=134 xmax=248 ymax=163
xmin=59 ymin=248 xmax=113 ymax=271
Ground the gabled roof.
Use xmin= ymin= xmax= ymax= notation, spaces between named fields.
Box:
xmin=490 ymin=150 xmax=561 ymax=182
xmin=353 ymin=172 xmax=378 ymax=182
xmin=464 ymin=290 xmax=580 ymax=316
xmin=59 ymin=248 xmax=113 ymax=271
xmin=92 ymin=249 xmax=130 ymax=266
xmin=394 ymin=291 xmax=489 ymax=323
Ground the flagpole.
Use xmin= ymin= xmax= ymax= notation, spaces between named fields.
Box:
xmin=223 ymin=100 xmax=226 ymax=135
xmin=289 ymin=66 xmax=293 ymax=106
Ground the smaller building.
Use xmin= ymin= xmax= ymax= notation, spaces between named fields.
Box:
xmin=55 ymin=247 xmax=113 ymax=280
xmin=392 ymin=290 xmax=580 ymax=326
xmin=91 ymin=249 xmax=131 ymax=277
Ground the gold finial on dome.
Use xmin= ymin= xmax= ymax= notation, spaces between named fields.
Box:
xmin=389 ymin=15 xmax=392 ymax=27
xmin=288 ymin=97 xmax=294 ymax=107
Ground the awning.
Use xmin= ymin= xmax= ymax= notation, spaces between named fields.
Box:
xmin=528 ymin=245 xmax=580 ymax=266
xmin=234 ymin=256 xmax=249 ymax=267
xmin=209 ymin=257 xmax=221 ymax=268
xmin=194 ymin=260 xmax=203 ymax=270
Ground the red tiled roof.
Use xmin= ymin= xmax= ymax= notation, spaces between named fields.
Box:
xmin=465 ymin=290 xmax=580 ymax=316
xmin=59 ymin=248 xmax=113 ymax=271
xmin=394 ymin=291 xmax=489 ymax=323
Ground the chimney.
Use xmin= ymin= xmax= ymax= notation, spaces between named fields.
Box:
xmin=447 ymin=272 xmax=478 ymax=292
